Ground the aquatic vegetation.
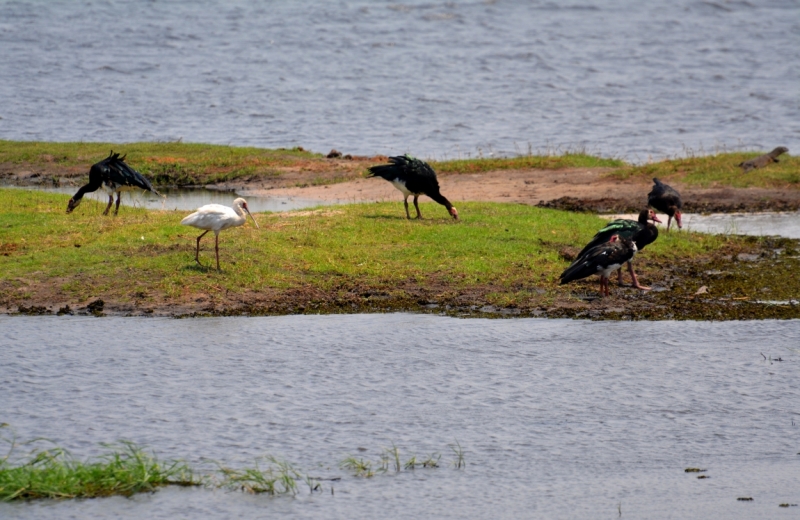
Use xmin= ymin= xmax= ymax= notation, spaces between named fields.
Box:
xmin=0 ymin=429 xmax=197 ymax=501
xmin=450 ymin=440 xmax=466 ymax=469
xmin=217 ymin=456 xmax=318 ymax=495
xmin=0 ymin=427 xmax=463 ymax=501
xmin=341 ymin=444 xmax=455 ymax=478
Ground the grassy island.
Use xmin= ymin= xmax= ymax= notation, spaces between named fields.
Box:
xmin=1 ymin=185 xmax=798 ymax=320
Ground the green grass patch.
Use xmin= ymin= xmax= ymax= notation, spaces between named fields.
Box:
xmin=608 ymin=151 xmax=800 ymax=189
xmin=0 ymin=187 xmax=736 ymax=312
xmin=0 ymin=435 xmax=196 ymax=501
xmin=430 ymin=152 xmax=623 ymax=174
xmin=0 ymin=140 xmax=320 ymax=186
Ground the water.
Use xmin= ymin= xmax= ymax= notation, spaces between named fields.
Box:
xmin=1 ymin=1 xmax=798 ymax=161
xmin=683 ymin=211 xmax=800 ymax=239
xmin=606 ymin=212 xmax=800 ymax=239
xmin=0 ymin=184 xmax=341 ymax=212
xmin=1 ymin=314 xmax=798 ymax=518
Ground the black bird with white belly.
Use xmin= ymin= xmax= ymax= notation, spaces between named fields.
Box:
xmin=367 ymin=155 xmax=459 ymax=220
xmin=66 ymin=151 xmax=160 ymax=215
xmin=559 ymin=235 xmax=638 ymax=297
xmin=576 ymin=209 xmax=660 ymax=290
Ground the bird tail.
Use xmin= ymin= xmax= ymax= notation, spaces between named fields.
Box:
xmin=367 ymin=161 xmax=403 ymax=181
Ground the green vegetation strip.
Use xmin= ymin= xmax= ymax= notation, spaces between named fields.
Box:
xmin=608 ymin=150 xmax=800 ymax=189
xmin=1 ymin=140 xmax=622 ymax=187
xmin=3 ymin=140 xmax=797 ymax=190
xmin=0 ymin=187 xmax=759 ymax=315
xmin=0 ymin=427 xmax=460 ymax=501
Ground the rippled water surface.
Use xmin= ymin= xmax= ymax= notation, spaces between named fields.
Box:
xmin=1 ymin=0 xmax=798 ymax=160
xmin=1 ymin=314 xmax=799 ymax=518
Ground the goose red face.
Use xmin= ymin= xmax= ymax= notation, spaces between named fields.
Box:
xmin=674 ymin=210 xmax=683 ymax=229
xmin=648 ymin=210 xmax=662 ymax=223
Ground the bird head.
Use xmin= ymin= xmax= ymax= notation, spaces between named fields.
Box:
xmin=648 ymin=209 xmax=662 ymax=223
xmin=235 ymin=198 xmax=260 ymax=229
xmin=449 ymin=207 xmax=459 ymax=220
xmin=673 ymin=210 xmax=683 ymax=229
xmin=66 ymin=197 xmax=81 ymax=214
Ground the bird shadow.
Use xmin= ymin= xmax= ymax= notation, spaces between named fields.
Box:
xmin=182 ymin=263 xmax=217 ymax=273
xmin=362 ymin=214 xmax=414 ymax=221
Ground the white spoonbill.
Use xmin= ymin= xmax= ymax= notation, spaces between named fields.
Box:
xmin=181 ymin=198 xmax=259 ymax=271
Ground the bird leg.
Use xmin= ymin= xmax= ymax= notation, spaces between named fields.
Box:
xmin=195 ymin=230 xmax=209 ymax=265
xmin=666 ymin=216 xmax=672 ymax=231
xmin=617 ymin=267 xmax=625 ymax=286
xmin=403 ymin=196 xmax=411 ymax=219
xmin=413 ymin=195 xmax=422 ymax=219
xmin=627 ymin=261 xmax=650 ymax=291
xmin=215 ymin=232 xmax=221 ymax=272
xmin=103 ymin=194 xmax=114 ymax=215
xmin=113 ymin=192 xmax=122 ymax=215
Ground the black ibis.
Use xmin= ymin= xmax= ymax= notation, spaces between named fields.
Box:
xmin=66 ymin=151 xmax=160 ymax=215
xmin=367 ymin=155 xmax=458 ymax=220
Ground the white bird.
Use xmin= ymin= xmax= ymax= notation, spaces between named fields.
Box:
xmin=180 ymin=198 xmax=259 ymax=271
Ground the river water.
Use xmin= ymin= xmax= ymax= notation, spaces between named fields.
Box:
xmin=1 ymin=314 xmax=798 ymax=519
xmin=1 ymin=0 xmax=798 ymax=160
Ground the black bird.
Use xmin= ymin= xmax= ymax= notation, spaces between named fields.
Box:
xmin=559 ymin=235 xmax=638 ymax=297
xmin=367 ymin=155 xmax=459 ymax=220
xmin=67 ymin=151 xmax=159 ymax=215
xmin=576 ymin=209 xmax=661 ymax=290
xmin=647 ymin=178 xmax=682 ymax=231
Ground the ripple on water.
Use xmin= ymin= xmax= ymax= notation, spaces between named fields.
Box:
xmin=1 ymin=314 xmax=799 ymax=519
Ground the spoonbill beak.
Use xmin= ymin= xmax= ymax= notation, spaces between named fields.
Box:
xmin=243 ymin=204 xmax=259 ymax=229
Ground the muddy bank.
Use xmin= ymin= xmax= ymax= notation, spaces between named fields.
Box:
xmin=5 ymin=237 xmax=799 ymax=320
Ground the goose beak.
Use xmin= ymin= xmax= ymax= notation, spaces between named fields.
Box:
xmin=651 ymin=213 xmax=663 ymax=223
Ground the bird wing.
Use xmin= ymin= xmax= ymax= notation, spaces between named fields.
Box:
xmin=576 ymin=219 xmax=641 ymax=258
xmin=180 ymin=205 xmax=238 ymax=229
xmin=105 ymin=152 xmax=159 ymax=194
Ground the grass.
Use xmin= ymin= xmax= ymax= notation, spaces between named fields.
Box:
xmin=0 ymin=430 xmax=196 ymax=501
xmin=0 ymin=187 xmax=738 ymax=313
xmin=608 ymin=150 xmax=800 ymax=189
xmin=1 ymin=140 xmax=624 ymax=188
xmin=340 ymin=445 xmax=448 ymax=478
xmin=0 ymin=427 xmax=458 ymax=501
xmin=0 ymin=140 xmax=324 ymax=186
xmin=218 ymin=456 xmax=315 ymax=495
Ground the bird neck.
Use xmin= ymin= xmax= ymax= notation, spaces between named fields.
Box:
xmin=428 ymin=191 xmax=453 ymax=210
xmin=72 ymin=180 xmax=102 ymax=201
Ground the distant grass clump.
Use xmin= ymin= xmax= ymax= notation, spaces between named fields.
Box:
xmin=0 ymin=431 xmax=196 ymax=501
xmin=608 ymin=150 xmax=800 ymax=189
xmin=431 ymin=152 xmax=623 ymax=174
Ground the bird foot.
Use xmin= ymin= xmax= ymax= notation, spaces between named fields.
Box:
xmin=633 ymin=284 xmax=651 ymax=291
